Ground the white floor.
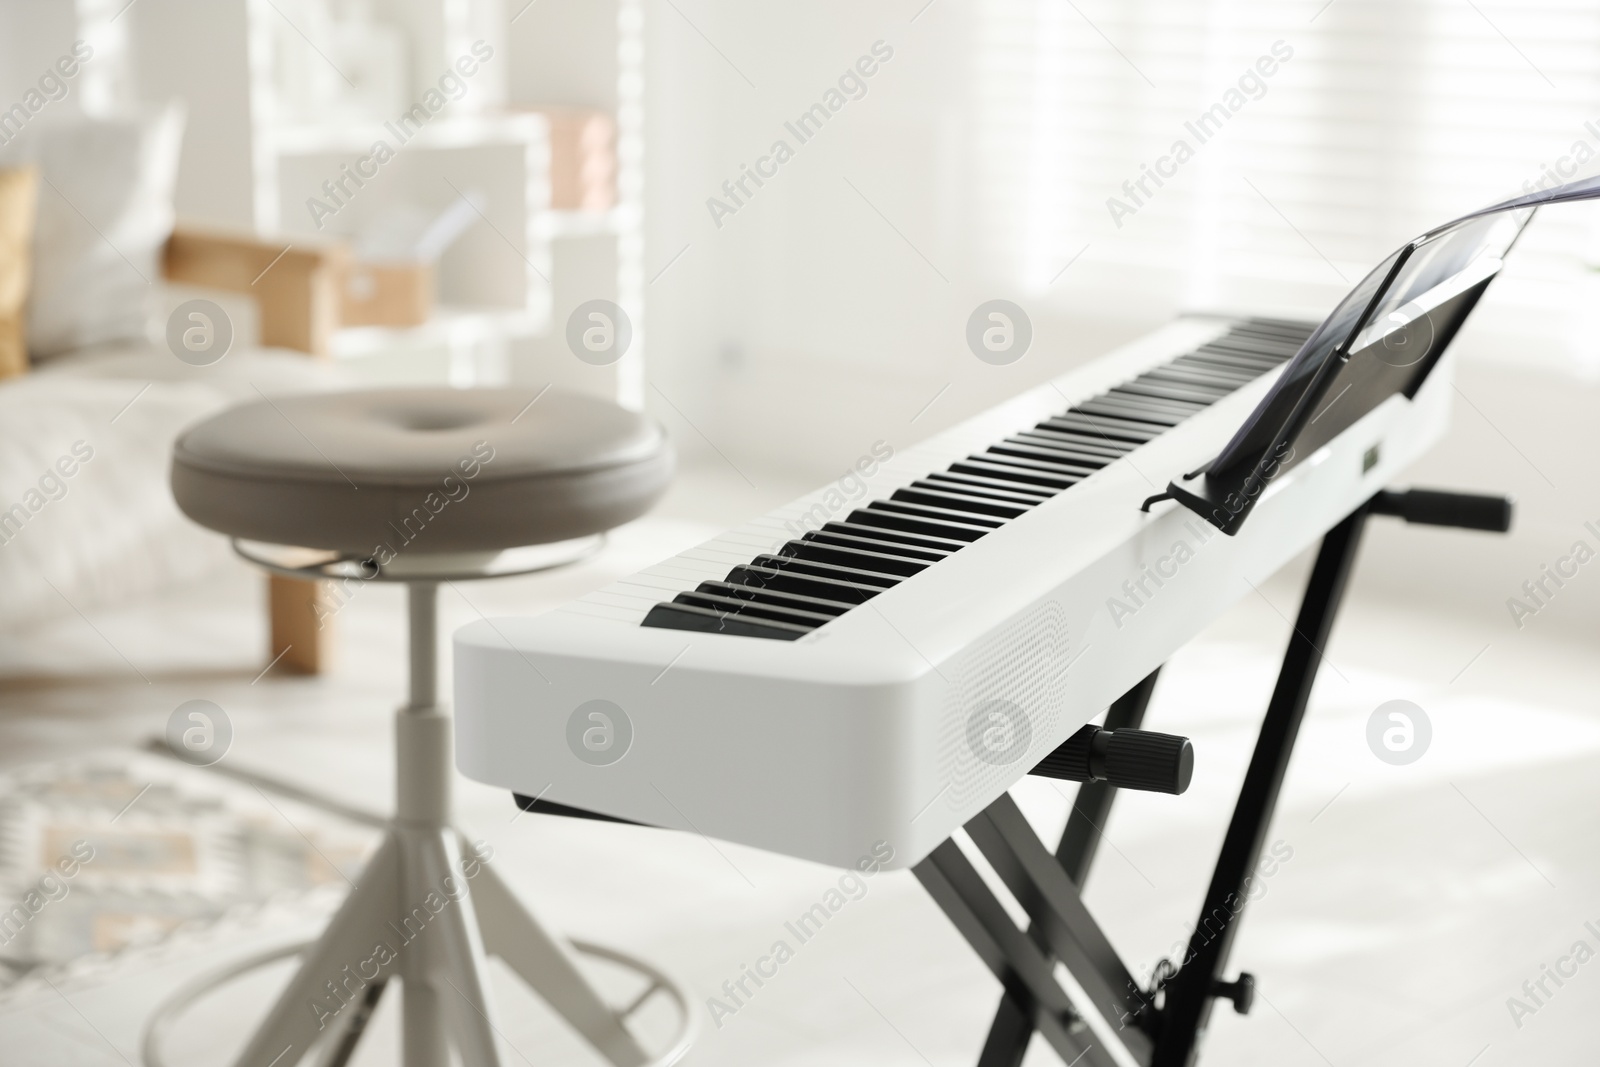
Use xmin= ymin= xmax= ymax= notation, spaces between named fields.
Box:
xmin=1 ymin=461 xmax=1597 ymax=1066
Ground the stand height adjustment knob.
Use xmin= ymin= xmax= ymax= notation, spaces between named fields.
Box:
xmin=1370 ymin=488 xmax=1513 ymax=532
xmin=1031 ymin=724 xmax=1194 ymax=794
xmin=1211 ymin=972 xmax=1255 ymax=1014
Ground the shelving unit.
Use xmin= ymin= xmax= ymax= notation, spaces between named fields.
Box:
xmin=101 ymin=0 xmax=645 ymax=408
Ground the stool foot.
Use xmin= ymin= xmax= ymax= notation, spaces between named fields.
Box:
xmin=230 ymin=836 xmax=403 ymax=1067
xmin=400 ymin=974 xmax=449 ymax=1067
xmin=395 ymin=827 xmax=455 ymax=1067
xmin=474 ymin=858 xmax=651 ymax=1067
xmin=410 ymin=826 xmax=502 ymax=1067
xmin=312 ymin=979 xmax=386 ymax=1067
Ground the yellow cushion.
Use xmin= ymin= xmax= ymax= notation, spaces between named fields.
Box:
xmin=0 ymin=166 xmax=38 ymax=380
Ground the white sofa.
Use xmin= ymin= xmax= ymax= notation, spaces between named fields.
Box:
xmin=0 ymin=332 xmax=346 ymax=627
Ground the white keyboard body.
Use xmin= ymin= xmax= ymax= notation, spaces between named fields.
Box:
xmin=454 ymin=316 xmax=1452 ymax=869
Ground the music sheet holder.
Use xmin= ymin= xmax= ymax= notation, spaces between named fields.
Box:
xmin=1145 ymin=173 xmax=1600 ymax=535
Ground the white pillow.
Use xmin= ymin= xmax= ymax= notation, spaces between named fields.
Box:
xmin=0 ymin=103 xmax=185 ymax=360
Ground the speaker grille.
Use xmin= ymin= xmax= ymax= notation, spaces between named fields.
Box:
xmin=938 ymin=599 xmax=1069 ymax=813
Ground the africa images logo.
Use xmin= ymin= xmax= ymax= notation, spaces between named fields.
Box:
xmin=566 ymin=700 xmax=633 ymax=766
xmin=966 ymin=699 xmax=1033 ymax=766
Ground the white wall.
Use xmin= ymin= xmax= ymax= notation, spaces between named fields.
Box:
xmin=123 ymin=0 xmax=256 ymax=227
xmin=0 ymin=3 xmax=79 ymax=105
xmin=638 ymin=2 xmax=1245 ymax=482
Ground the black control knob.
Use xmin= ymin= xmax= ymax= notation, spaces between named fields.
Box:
xmin=1095 ymin=726 xmax=1194 ymax=795
xmin=1370 ymin=488 xmax=1513 ymax=532
xmin=1211 ymin=972 xmax=1255 ymax=1015
xmin=1031 ymin=725 xmax=1193 ymax=795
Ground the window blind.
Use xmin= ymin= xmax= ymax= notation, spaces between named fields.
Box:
xmin=973 ymin=0 xmax=1600 ymax=376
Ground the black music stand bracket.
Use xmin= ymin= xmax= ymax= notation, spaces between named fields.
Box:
xmin=1140 ymin=174 xmax=1600 ymax=537
xmin=913 ymin=487 xmax=1510 ymax=1067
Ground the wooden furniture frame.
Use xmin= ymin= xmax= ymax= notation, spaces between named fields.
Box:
xmin=163 ymin=226 xmax=348 ymax=675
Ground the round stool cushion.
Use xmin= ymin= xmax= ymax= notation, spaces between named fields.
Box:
xmin=171 ymin=387 xmax=673 ymax=555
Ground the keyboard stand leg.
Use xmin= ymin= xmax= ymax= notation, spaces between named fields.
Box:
xmin=976 ymin=671 xmax=1162 ymax=1067
xmin=913 ymin=842 xmax=1137 ymax=1067
xmin=1150 ymin=503 xmax=1371 ymax=1067
xmin=927 ymin=503 xmax=1377 ymax=1067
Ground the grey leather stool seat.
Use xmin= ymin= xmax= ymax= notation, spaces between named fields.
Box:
xmin=172 ymin=386 xmax=673 ymax=555
xmin=150 ymin=387 xmax=690 ymax=1067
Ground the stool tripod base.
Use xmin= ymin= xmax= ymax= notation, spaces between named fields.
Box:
xmin=144 ymin=579 xmax=692 ymax=1067
xmin=144 ymin=822 xmax=691 ymax=1067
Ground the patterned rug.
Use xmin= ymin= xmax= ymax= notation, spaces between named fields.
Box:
xmin=0 ymin=751 xmax=378 ymax=1003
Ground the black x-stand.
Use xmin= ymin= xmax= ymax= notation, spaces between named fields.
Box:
xmin=912 ymin=487 xmax=1511 ymax=1067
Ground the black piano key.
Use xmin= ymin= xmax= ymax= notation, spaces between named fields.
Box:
xmin=1106 ymin=379 xmax=1228 ymax=405
xmin=1190 ymin=358 xmax=1281 ymax=379
xmin=641 ymin=601 xmax=809 ymax=640
xmin=749 ymin=553 xmax=903 ymax=587
xmin=673 ymin=590 xmax=836 ymax=626
xmin=1141 ymin=366 xmax=1250 ymax=391
xmin=1017 ymin=428 xmax=1130 ymax=459
xmin=1073 ymin=391 xmax=1195 ymax=415
xmin=1112 ymin=382 xmax=1227 ymax=407
xmin=871 ymin=499 xmax=1007 ymax=529
xmin=821 ymin=521 xmax=971 ymax=555
xmin=917 ymin=474 xmax=1054 ymax=504
xmin=725 ymin=564 xmax=880 ymax=603
xmin=1260 ymin=330 xmax=1314 ymax=347
xmin=1072 ymin=399 xmax=1188 ymax=426
xmin=1232 ymin=321 xmax=1300 ymax=338
xmin=804 ymin=529 xmax=953 ymax=563
xmin=1245 ymin=315 xmax=1316 ymax=332
xmin=1186 ymin=352 xmax=1284 ymax=375
xmin=1063 ymin=400 xmax=1181 ymax=425
xmin=1029 ymin=423 xmax=1144 ymax=451
xmin=1230 ymin=337 xmax=1302 ymax=356
xmin=891 ymin=486 xmax=1031 ymax=519
xmin=1195 ymin=336 xmax=1290 ymax=356
xmin=1209 ymin=329 xmax=1312 ymax=350
xmin=1124 ymin=373 xmax=1232 ymax=401
xmin=979 ymin=452 xmax=1104 ymax=484
xmin=948 ymin=458 xmax=1080 ymax=491
xmin=1062 ymin=409 xmax=1176 ymax=435
xmin=779 ymin=539 xmax=930 ymax=577
xmin=1152 ymin=356 xmax=1252 ymax=378
xmin=1195 ymin=338 xmax=1301 ymax=361
xmin=1242 ymin=315 xmax=1314 ymax=331
xmin=1092 ymin=402 xmax=1207 ymax=427
xmin=696 ymin=580 xmax=854 ymax=615
xmin=849 ymin=505 xmax=992 ymax=541
xmin=1039 ymin=415 xmax=1164 ymax=444
xmin=1137 ymin=361 xmax=1259 ymax=387
xmin=984 ymin=442 xmax=1104 ymax=476
xmin=1142 ymin=360 xmax=1243 ymax=382
xmin=1105 ymin=386 xmax=1209 ymax=412
xmin=1223 ymin=346 xmax=1298 ymax=364
xmin=1100 ymin=388 xmax=1208 ymax=413
xmin=1169 ymin=356 xmax=1259 ymax=382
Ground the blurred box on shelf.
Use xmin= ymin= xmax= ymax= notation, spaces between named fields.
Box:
xmin=339 ymin=261 xmax=434 ymax=328
xmin=521 ymin=107 xmax=616 ymax=212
